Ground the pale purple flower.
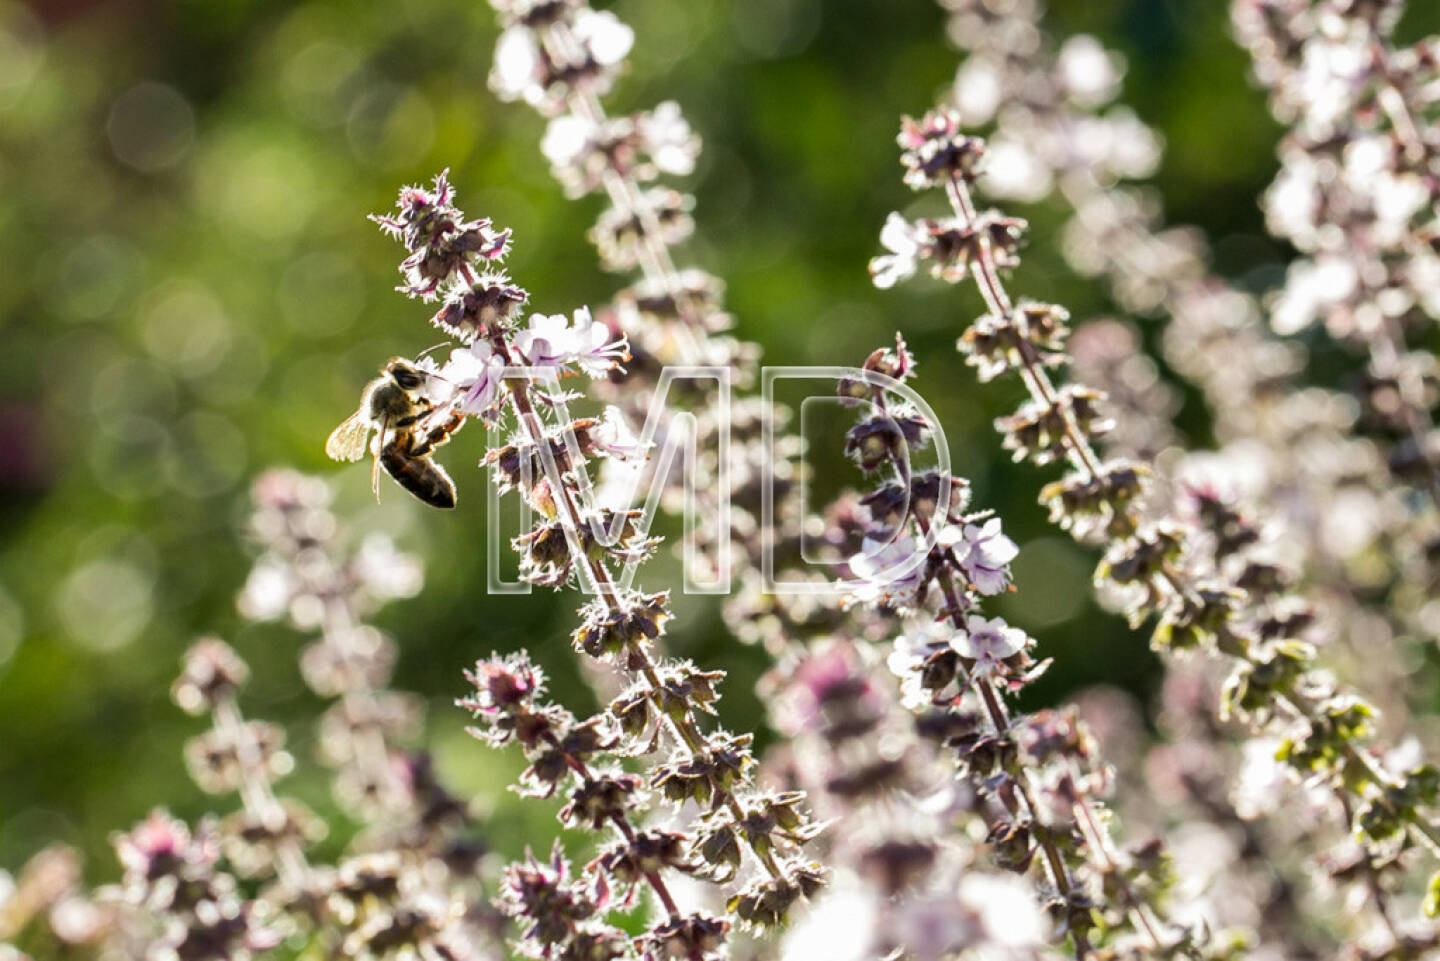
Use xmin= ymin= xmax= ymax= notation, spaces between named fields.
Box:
xmin=514 ymin=308 xmax=628 ymax=377
xmin=593 ymin=405 xmax=647 ymax=460
xmin=943 ymin=519 xmax=1017 ymax=595
xmin=951 ymin=614 xmax=1027 ymax=671
xmin=848 ymin=533 xmax=927 ymax=608
xmin=569 ymin=308 xmax=630 ymax=376
xmin=890 ymin=894 xmax=977 ymax=961
xmin=513 ymin=312 xmax=575 ymax=368
xmin=440 ymin=342 xmax=507 ymax=419
xmin=869 ymin=213 xmax=924 ymax=289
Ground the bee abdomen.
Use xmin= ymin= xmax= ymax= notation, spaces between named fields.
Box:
xmin=381 ymin=448 xmax=457 ymax=509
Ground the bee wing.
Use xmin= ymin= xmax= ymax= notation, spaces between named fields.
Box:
xmin=326 ymin=411 xmax=373 ymax=462
xmin=372 ymin=414 xmax=389 ymax=502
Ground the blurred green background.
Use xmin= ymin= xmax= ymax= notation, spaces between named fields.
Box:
xmin=1 ymin=0 xmax=1434 ymax=882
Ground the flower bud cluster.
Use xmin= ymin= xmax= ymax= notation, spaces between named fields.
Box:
xmin=763 ymin=641 xmax=1058 ymax=961
xmin=486 ymin=0 xmax=730 ymax=367
xmin=1233 ymin=0 xmax=1440 ymax=511
xmin=171 ymin=635 xmax=498 ymax=961
xmin=238 ymin=469 xmax=426 ymax=819
xmin=111 ymin=810 xmax=281 ymax=961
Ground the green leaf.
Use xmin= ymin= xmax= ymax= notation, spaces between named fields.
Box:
xmin=1424 ymin=870 xmax=1440 ymax=918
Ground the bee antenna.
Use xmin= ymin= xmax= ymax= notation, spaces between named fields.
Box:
xmin=415 ymin=341 xmax=450 ymax=361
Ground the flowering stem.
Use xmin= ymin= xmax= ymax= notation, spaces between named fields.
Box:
xmin=541 ymin=728 xmax=696 ymax=942
xmin=496 ymin=337 xmax=788 ymax=884
xmin=321 ymin=595 xmax=401 ymax=809
xmin=210 ymin=696 xmax=310 ymax=889
xmin=948 ymin=166 xmax=1440 ymax=825
xmin=537 ymin=19 xmax=713 ymax=359
xmin=946 ymin=174 xmax=1106 ymax=484
xmin=876 ymin=393 xmax=1115 ymax=960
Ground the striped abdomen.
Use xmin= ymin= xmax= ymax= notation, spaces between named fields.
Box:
xmin=380 ymin=445 xmax=457 ymax=509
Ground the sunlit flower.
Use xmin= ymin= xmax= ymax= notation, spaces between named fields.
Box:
xmin=593 ymin=406 xmax=647 ymax=460
xmin=848 ymin=533 xmax=927 ymax=608
xmin=515 ymin=308 xmax=628 ymax=377
xmin=638 ymin=101 xmax=700 ymax=176
xmin=951 ymin=614 xmax=1026 ymax=671
xmin=943 ymin=519 xmax=1017 ymax=595
xmin=869 ymin=213 xmax=924 ymax=289
xmin=440 ymin=342 xmax=507 ymax=419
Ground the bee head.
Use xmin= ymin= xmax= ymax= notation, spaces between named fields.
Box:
xmin=384 ymin=358 xmax=427 ymax=392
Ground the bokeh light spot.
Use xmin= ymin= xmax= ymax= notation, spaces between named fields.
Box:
xmin=107 ymin=81 xmax=195 ymax=173
xmin=347 ymin=83 xmax=437 ymax=170
xmin=139 ymin=280 xmax=234 ymax=375
xmin=57 ymin=559 xmax=154 ymax=652
xmin=0 ymin=585 xmax=23 ymax=673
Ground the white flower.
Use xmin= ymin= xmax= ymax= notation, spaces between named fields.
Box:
xmin=352 ymin=533 xmax=423 ymax=600
xmin=944 ymin=518 xmax=1018 ymax=595
xmin=1057 ymin=35 xmax=1122 ymax=108
xmin=571 ymin=8 xmax=633 ymax=67
xmin=568 ymin=308 xmax=630 ymax=376
xmin=869 ymin=212 xmax=923 ymax=289
xmin=515 ymin=308 xmax=629 ymax=377
xmin=1270 ymin=255 xmax=1357 ymax=335
xmin=237 ymin=559 xmax=293 ymax=622
xmin=540 ymin=114 xmax=595 ymax=170
xmin=957 ymin=872 xmax=1046 ymax=949
xmin=886 ymin=631 xmax=928 ymax=680
xmin=980 ymin=136 xmax=1052 ymax=203
xmin=1232 ymin=737 xmax=1290 ymax=820
xmin=490 ymin=25 xmax=543 ymax=105
xmin=889 ymin=621 xmax=951 ymax=708
xmin=592 ymin=405 xmax=647 ymax=459
xmin=848 ymin=533 xmax=927 ymax=608
xmin=638 ymin=101 xmax=700 ymax=175
xmin=1264 ymin=153 xmax=1321 ymax=245
xmin=953 ymin=58 xmax=1001 ymax=126
xmin=780 ymin=883 xmax=876 ymax=961
xmin=441 ymin=342 xmax=507 ymax=418
xmin=952 ymin=614 xmax=1026 ymax=667
xmin=1097 ymin=108 xmax=1161 ymax=180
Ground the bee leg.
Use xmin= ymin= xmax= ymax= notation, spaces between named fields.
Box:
xmin=372 ymin=415 xmax=388 ymax=502
xmin=393 ymin=401 xmax=435 ymax=429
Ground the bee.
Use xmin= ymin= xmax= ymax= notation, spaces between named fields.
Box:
xmin=326 ymin=357 xmax=464 ymax=509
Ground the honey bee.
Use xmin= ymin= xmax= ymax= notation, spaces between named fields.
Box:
xmin=326 ymin=357 xmax=463 ymax=509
